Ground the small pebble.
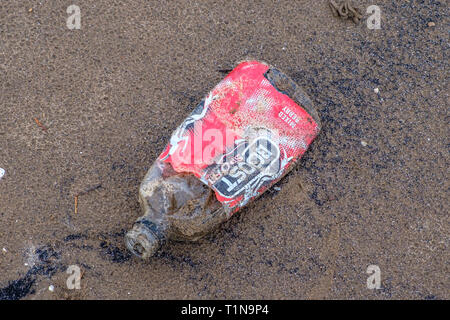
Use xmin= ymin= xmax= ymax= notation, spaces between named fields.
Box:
xmin=374 ymin=88 xmax=379 ymax=94
xmin=24 ymin=263 xmax=29 ymax=266
xmin=0 ymin=168 xmax=5 ymax=180
xmin=28 ymin=8 xmax=33 ymax=12
xmin=2 ymin=248 xmax=7 ymax=253
xmin=428 ymin=22 xmax=435 ymax=27
xmin=361 ymin=141 xmax=368 ymax=147
xmin=48 ymin=285 xmax=55 ymax=292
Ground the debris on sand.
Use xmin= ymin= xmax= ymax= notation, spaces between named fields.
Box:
xmin=33 ymin=117 xmax=48 ymax=131
xmin=125 ymin=61 xmax=321 ymax=260
xmin=0 ymin=245 xmax=63 ymax=300
xmin=329 ymin=0 xmax=363 ymax=24
xmin=0 ymin=168 xmax=5 ymax=180
xmin=74 ymin=184 xmax=102 ymax=215
xmin=76 ymin=184 xmax=102 ymax=197
xmin=74 ymin=195 xmax=78 ymax=214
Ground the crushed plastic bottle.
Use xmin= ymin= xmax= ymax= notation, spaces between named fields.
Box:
xmin=125 ymin=60 xmax=321 ymax=259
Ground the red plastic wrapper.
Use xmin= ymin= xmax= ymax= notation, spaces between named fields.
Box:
xmin=159 ymin=60 xmax=320 ymax=214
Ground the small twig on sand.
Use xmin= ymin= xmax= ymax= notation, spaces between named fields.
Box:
xmin=34 ymin=117 xmax=48 ymax=131
xmin=74 ymin=195 xmax=78 ymax=214
xmin=77 ymin=184 xmax=102 ymax=197
xmin=74 ymin=184 xmax=102 ymax=214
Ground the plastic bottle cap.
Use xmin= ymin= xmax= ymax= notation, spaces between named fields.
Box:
xmin=125 ymin=224 xmax=161 ymax=259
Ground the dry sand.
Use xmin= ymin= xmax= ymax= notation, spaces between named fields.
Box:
xmin=0 ymin=0 xmax=448 ymax=299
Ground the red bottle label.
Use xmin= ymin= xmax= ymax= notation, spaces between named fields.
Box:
xmin=159 ymin=61 xmax=319 ymax=214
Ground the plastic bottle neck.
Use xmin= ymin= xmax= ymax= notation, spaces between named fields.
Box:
xmin=125 ymin=219 xmax=166 ymax=259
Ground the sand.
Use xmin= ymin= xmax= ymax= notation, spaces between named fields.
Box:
xmin=0 ymin=0 xmax=448 ymax=299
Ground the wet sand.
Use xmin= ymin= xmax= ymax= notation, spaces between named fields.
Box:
xmin=0 ymin=0 xmax=448 ymax=299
